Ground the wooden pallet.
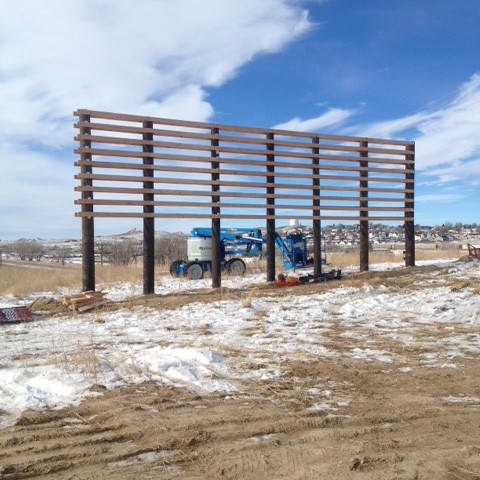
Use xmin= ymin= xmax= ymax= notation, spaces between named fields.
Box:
xmin=63 ymin=291 xmax=111 ymax=313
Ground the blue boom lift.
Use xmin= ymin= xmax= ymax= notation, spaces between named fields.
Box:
xmin=170 ymin=227 xmax=326 ymax=280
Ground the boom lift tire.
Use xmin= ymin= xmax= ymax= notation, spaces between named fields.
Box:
xmin=226 ymin=258 xmax=246 ymax=276
xmin=170 ymin=260 xmax=185 ymax=277
xmin=184 ymin=261 xmax=204 ymax=280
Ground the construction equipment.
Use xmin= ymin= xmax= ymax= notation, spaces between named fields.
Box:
xmin=275 ymin=270 xmax=342 ymax=287
xmin=170 ymin=227 xmax=326 ymax=280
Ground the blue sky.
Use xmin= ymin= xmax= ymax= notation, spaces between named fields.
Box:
xmin=1 ymin=0 xmax=480 ymax=239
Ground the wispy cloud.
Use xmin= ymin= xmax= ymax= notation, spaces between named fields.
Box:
xmin=420 ymin=158 xmax=480 ymax=186
xmin=272 ymin=107 xmax=354 ymax=131
xmin=414 ymin=74 xmax=480 ymax=170
xmin=415 ymin=193 xmax=464 ymax=203
xmin=356 ymin=74 xmax=480 ymax=170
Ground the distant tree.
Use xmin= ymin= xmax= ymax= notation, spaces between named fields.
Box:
xmin=0 ymin=242 xmax=15 ymax=257
xmin=443 ymin=221 xmax=454 ymax=230
xmin=95 ymin=241 xmax=110 ymax=266
xmin=13 ymin=239 xmax=45 ymax=261
xmin=155 ymin=234 xmax=187 ymax=266
xmin=109 ymin=240 xmax=140 ymax=266
xmin=50 ymin=245 xmax=70 ymax=265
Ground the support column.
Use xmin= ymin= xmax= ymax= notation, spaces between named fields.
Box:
xmin=266 ymin=132 xmax=276 ymax=282
xmin=359 ymin=141 xmax=369 ymax=272
xmin=404 ymin=143 xmax=415 ymax=267
xmin=312 ymin=137 xmax=322 ymax=276
xmin=143 ymin=121 xmax=155 ymax=294
xmin=211 ymin=127 xmax=221 ymax=288
xmin=80 ymin=113 xmax=95 ymax=292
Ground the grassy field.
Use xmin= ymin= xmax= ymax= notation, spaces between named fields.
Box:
xmin=328 ymin=247 xmax=462 ymax=267
xmin=0 ymin=248 xmax=465 ymax=297
xmin=0 ymin=262 xmax=143 ymax=297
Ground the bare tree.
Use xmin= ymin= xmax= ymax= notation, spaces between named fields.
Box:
xmin=109 ymin=239 xmax=140 ymax=266
xmin=12 ymin=239 xmax=46 ymax=261
xmin=155 ymin=234 xmax=187 ymax=266
xmin=50 ymin=245 xmax=71 ymax=265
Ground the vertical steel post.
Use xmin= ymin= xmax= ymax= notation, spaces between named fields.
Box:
xmin=359 ymin=141 xmax=369 ymax=271
xmin=312 ymin=137 xmax=322 ymax=276
xmin=143 ymin=121 xmax=155 ymax=294
xmin=266 ymin=132 xmax=276 ymax=282
xmin=404 ymin=143 xmax=415 ymax=267
xmin=80 ymin=113 xmax=95 ymax=292
xmin=211 ymin=127 xmax=221 ymax=288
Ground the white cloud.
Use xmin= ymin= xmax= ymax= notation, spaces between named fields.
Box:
xmin=272 ymin=108 xmax=354 ymax=131
xmin=419 ymin=158 xmax=480 ymax=186
xmin=0 ymin=0 xmax=311 ymax=145
xmin=352 ymin=112 xmax=433 ymax=140
xmin=0 ymin=0 xmax=312 ymax=238
xmin=0 ymin=143 xmax=76 ymax=238
xmin=414 ymin=74 xmax=480 ymax=170
xmin=142 ymin=85 xmax=214 ymax=120
xmin=356 ymin=74 xmax=480 ymax=171
xmin=415 ymin=193 xmax=464 ymax=203
xmin=347 ymin=74 xmax=480 ymax=193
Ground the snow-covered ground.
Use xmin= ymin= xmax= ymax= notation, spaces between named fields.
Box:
xmin=1 ymin=259 xmax=479 ymax=428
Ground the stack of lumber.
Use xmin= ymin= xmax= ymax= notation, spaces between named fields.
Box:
xmin=63 ymin=291 xmax=111 ymax=312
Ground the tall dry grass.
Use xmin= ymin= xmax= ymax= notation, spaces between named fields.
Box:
xmin=328 ymin=248 xmax=462 ymax=268
xmin=95 ymin=264 xmax=143 ymax=284
xmin=0 ymin=247 xmax=465 ymax=297
xmin=0 ymin=263 xmax=82 ymax=297
xmin=0 ymin=262 xmax=145 ymax=297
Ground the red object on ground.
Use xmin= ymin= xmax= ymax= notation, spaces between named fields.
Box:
xmin=274 ymin=275 xmax=301 ymax=287
xmin=0 ymin=306 xmax=33 ymax=324
xmin=467 ymin=243 xmax=480 ymax=259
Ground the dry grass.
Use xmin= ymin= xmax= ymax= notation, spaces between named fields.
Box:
xmin=0 ymin=263 xmax=82 ymax=297
xmin=328 ymin=248 xmax=461 ymax=268
xmin=42 ymin=325 xmax=105 ymax=383
xmin=241 ymin=287 xmax=260 ymax=308
xmin=95 ymin=264 xmax=143 ymax=284
xmin=0 ymin=262 xmax=147 ymax=297
xmin=0 ymin=248 xmax=465 ymax=299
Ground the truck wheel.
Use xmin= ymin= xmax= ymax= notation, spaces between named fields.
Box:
xmin=227 ymin=258 xmax=246 ymax=276
xmin=184 ymin=261 xmax=204 ymax=280
xmin=169 ymin=260 xmax=185 ymax=277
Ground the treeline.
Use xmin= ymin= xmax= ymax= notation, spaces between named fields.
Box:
xmin=96 ymin=235 xmax=188 ymax=266
xmin=2 ymin=235 xmax=188 ymax=266
xmin=2 ymin=239 xmax=50 ymax=262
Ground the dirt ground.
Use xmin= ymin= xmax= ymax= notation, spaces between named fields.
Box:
xmin=1 ymin=347 xmax=479 ymax=479
xmin=1 ymin=266 xmax=480 ymax=480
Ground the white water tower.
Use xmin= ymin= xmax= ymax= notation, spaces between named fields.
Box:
xmin=289 ymin=219 xmax=300 ymax=227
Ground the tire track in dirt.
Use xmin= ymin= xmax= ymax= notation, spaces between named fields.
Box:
xmin=1 ymin=357 xmax=480 ymax=479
